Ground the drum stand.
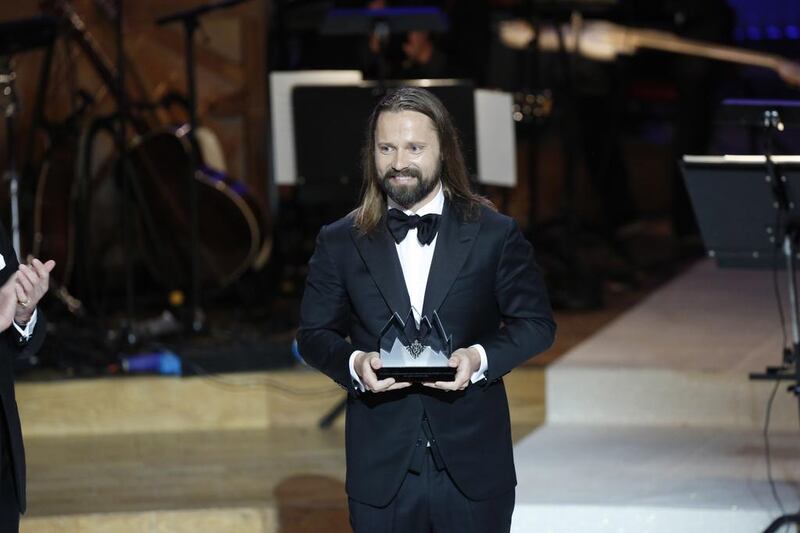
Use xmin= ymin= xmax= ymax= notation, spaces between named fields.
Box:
xmin=156 ymin=0 xmax=250 ymax=334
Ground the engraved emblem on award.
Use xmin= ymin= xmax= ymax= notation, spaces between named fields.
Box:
xmin=407 ymin=339 xmax=425 ymax=359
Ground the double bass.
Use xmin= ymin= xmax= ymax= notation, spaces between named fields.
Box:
xmin=35 ymin=0 xmax=271 ymax=298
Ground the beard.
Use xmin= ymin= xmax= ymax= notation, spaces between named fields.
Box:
xmin=379 ymin=163 xmax=441 ymax=210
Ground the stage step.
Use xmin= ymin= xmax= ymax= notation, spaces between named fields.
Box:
xmin=17 ymin=367 xmax=545 ymax=437
xmin=546 ymin=260 xmax=799 ymax=431
xmin=16 ymin=370 xmax=347 ymax=437
xmin=23 ymin=507 xmax=276 ymax=533
xmin=547 ymin=364 xmax=800 ymax=431
xmin=20 ymin=428 xmax=346 ymax=533
xmin=512 ymin=424 xmax=800 ymax=533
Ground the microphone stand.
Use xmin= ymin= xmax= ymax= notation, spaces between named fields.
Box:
xmin=115 ymin=0 xmax=138 ymax=345
xmin=747 ymin=108 xmax=800 ymax=533
xmin=156 ymin=0 xmax=250 ymax=333
xmin=0 ymin=16 xmax=57 ymax=261
xmin=536 ymin=5 xmax=603 ymax=310
xmin=0 ymin=57 xmax=22 ymax=259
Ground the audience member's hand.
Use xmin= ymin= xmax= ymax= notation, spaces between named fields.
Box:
xmin=14 ymin=258 xmax=56 ymax=325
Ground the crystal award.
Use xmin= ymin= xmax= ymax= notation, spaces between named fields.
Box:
xmin=375 ymin=309 xmax=456 ymax=382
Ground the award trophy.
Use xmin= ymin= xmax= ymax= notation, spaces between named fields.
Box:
xmin=375 ymin=310 xmax=456 ymax=382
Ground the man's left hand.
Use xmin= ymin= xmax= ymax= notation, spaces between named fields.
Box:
xmin=423 ymin=347 xmax=481 ymax=392
xmin=14 ymin=258 xmax=56 ymax=325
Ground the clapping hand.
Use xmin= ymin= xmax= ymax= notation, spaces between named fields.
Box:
xmin=14 ymin=258 xmax=56 ymax=325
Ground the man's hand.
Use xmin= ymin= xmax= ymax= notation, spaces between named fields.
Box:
xmin=354 ymin=351 xmax=412 ymax=393
xmin=14 ymin=258 xmax=56 ymax=325
xmin=0 ymin=273 xmax=18 ymax=332
xmin=423 ymin=347 xmax=481 ymax=392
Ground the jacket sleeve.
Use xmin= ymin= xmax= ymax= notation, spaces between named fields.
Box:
xmin=477 ymin=218 xmax=556 ymax=382
xmin=297 ymin=225 xmax=358 ymax=391
xmin=14 ymin=309 xmax=47 ymax=358
xmin=4 ymin=309 xmax=47 ymax=361
xmin=0 ymin=227 xmax=48 ymax=360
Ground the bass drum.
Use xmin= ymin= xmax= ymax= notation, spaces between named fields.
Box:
xmin=34 ymin=122 xmax=272 ymax=307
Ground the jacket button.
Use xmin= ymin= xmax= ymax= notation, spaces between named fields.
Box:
xmin=416 ymin=439 xmax=422 ymax=446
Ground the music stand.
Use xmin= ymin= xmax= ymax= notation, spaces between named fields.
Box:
xmin=321 ymin=7 xmax=448 ymax=36
xmin=681 ymin=154 xmax=800 ymax=532
xmin=292 ymin=80 xmax=477 ymax=209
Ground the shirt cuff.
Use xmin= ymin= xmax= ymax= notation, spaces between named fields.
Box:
xmin=349 ymin=350 xmax=366 ymax=392
xmin=13 ymin=308 xmax=37 ymax=340
xmin=469 ymin=344 xmax=488 ymax=383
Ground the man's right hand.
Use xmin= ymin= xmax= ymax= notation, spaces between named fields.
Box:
xmin=354 ymin=351 xmax=411 ymax=393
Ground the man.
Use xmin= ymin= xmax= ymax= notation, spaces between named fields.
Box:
xmin=0 ymin=221 xmax=54 ymax=531
xmin=298 ymin=87 xmax=555 ymax=532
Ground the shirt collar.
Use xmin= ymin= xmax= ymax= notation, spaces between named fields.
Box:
xmin=387 ymin=182 xmax=444 ymax=217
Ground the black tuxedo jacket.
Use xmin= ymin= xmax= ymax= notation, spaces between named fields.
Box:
xmin=298 ymin=201 xmax=555 ymax=507
xmin=0 ymin=223 xmax=46 ymax=514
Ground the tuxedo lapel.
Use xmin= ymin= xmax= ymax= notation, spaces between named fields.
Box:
xmin=422 ymin=201 xmax=480 ymax=318
xmin=350 ymin=223 xmax=412 ymax=316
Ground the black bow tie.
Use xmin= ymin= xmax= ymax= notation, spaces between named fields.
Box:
xmin=386 ymin=209 xmax=441 ymax=245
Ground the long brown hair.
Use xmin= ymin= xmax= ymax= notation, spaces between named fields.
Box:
xmin=353 ymin=87 xmax=493 ymax=234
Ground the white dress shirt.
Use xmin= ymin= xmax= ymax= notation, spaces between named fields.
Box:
xmin=349 ymin=184 xmax=488 ymax=391
xmin=14 ymin=309 xmax=37 ymax=340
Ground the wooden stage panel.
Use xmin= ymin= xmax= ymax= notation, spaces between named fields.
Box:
xmin=17 ymin=368 xmax=546 ymax=531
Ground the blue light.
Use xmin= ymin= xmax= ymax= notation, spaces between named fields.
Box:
xmin=746 ymin=26 xmax=762 ymax=40
xmin=787 ymin=25 xmax=800 ymax=40
xmin=766 ymin=25 xmax=782 ymax=40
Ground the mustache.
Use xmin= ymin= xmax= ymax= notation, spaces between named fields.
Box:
xmin=382 ymin=167 xmax=423 ymax=181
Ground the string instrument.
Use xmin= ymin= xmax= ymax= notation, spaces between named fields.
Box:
xmin=499 ymin=19 xmax=800 ymax=87
xmin=36 ymin=0 xmax=270 ymax=293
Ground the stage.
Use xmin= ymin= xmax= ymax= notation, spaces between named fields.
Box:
xmin=17 ymin=259 xmax=800 ymax=532
xmin=513 ymin=260 xmax=800 ymax=532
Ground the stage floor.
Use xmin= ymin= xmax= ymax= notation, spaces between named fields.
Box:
xmin=513 ymin=260 xmax=800 ymax=533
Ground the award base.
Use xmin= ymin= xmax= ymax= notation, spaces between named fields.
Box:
xmin=376 ymin=366 xmax=456 ymax=382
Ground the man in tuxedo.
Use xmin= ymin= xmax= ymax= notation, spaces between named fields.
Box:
xmin=0 ymin=222 xmax=54 ymax=531
xmin=298 ymin=87 xmax=555 ymax=532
